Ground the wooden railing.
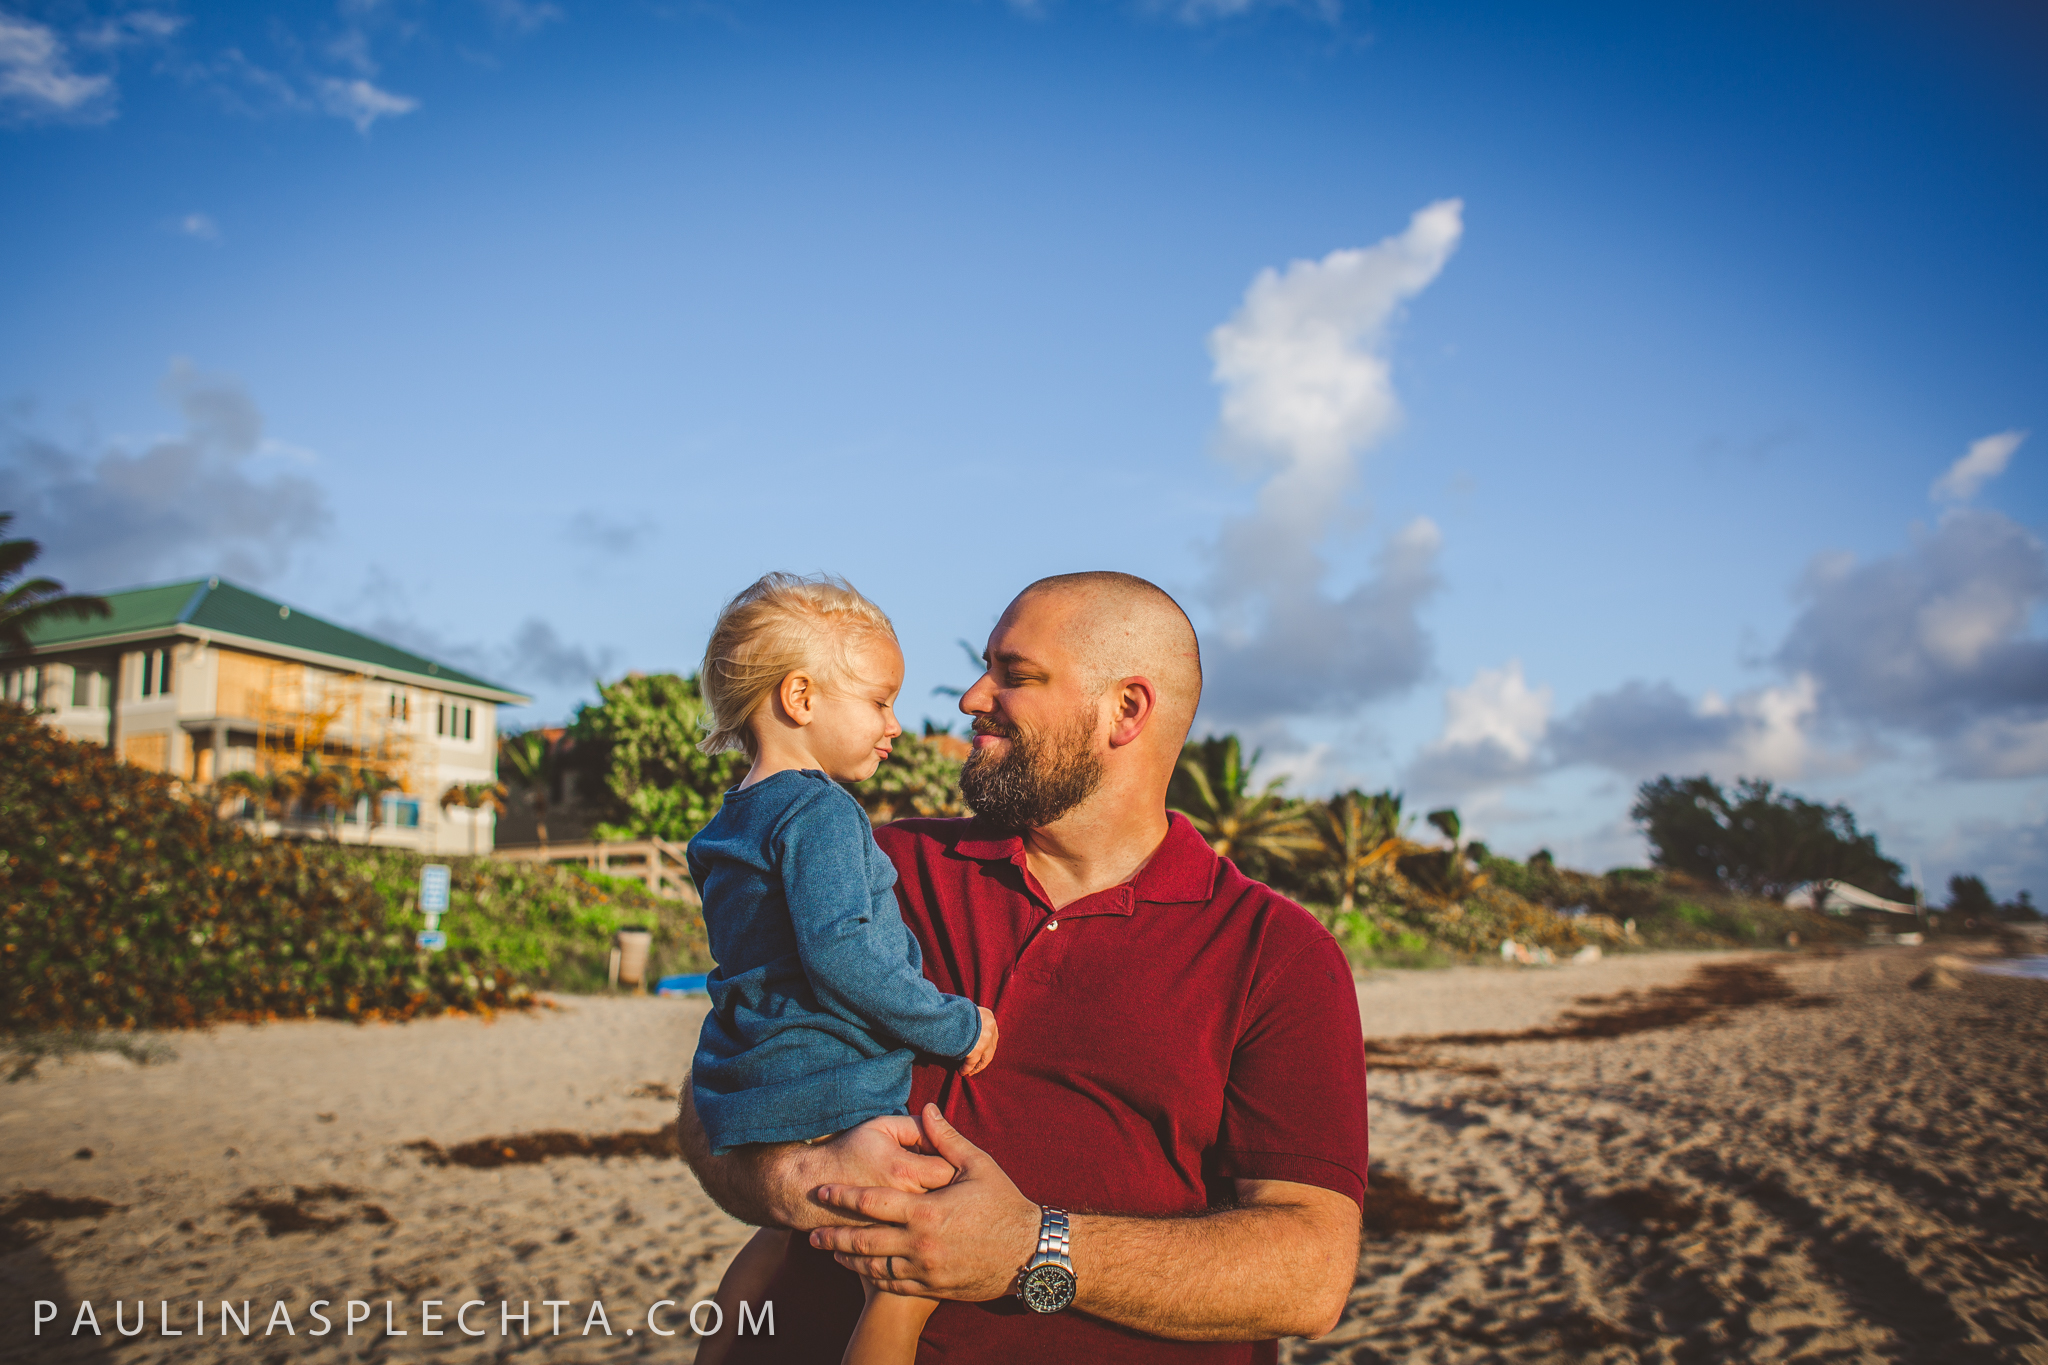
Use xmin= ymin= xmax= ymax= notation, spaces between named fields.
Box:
xmin=492 ymin=838 xmax=699 ymax=904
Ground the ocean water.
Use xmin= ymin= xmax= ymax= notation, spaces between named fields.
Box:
xmin=1972 ymin=956 xmax=2048 ymax=981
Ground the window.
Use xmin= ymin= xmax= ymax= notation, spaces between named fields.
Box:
xmin=389 ymin=692 xmax=409 ymax=721
xmin=72 ymin=669 xmax=95 ymax=707
xmin=138 ymin=649 xmax=172 ymax=699
xmin=385 ymin=795 xmax=421 ymax=828
xmin=435 ymin=700 xmax=473 ymax=740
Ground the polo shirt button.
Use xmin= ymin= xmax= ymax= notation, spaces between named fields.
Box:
xmin=1047 ymin=920 xmax=1059 ymax=931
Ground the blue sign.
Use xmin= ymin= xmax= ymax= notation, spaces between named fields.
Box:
xmin=416 ymin=929 xmax=448 ymax=952
xmin=419 ymin=864 xmax=451 ymax=914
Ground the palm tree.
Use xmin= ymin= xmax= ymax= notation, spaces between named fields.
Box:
xmin=1308 ymin=789 xmax=1407 ymax=918
xmin=1169 ymin=735 xmax=1319 ymax=865
xmin=1397 ymin=805 xmax=1487 ymax=902
xmin=0 ymin=514 xmax=109 ymax=658
xmin=498 ymin=729 xmax=555 ymax=846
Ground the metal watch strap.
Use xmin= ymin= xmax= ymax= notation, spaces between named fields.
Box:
xmin=1037 ymin=1206 xmax=1070 ymax=1263
xmin=1017 ymin=1205 xmax=1076 ymax=1313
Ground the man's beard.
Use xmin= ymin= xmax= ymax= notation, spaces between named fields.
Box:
xmin=958 ymin=706 xmax=1105 ymax=832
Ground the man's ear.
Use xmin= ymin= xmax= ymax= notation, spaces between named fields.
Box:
xmin=777 ymin=671 xmax=817 ymax=728
xmin=1106 ymin=676 xmax=1158 ymax=749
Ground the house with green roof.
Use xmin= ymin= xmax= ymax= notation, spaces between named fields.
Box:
xmin=4 ymin=578 xmax=531 ymax=854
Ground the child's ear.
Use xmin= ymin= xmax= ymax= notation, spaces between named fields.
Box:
xmin=779 ymin=670 xmax=816 ymax=727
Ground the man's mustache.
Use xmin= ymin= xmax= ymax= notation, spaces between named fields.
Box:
xmin=971 ymin=719 xmax=1019 ymax=741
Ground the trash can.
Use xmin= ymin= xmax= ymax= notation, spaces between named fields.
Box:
xmin=614 ymin=927 xmax=653 ymax=991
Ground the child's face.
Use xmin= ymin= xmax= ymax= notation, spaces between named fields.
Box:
xmin=810 ymin=636 xmax=906 ymax=783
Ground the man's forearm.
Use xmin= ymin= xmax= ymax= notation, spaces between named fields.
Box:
xmin=675 ymin=1088 xmax=818 ymax=1228
xmin=1068 ymin=1186 xmax=1359 ymax=1341
xmin=808 ymin=1111 xmax=1360 ymax=1342
xmin=675 ymin=1087 xmax=956 ymax=1231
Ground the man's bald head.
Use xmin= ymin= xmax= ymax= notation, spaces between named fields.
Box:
xmin=1013 ymin=571 xmax=1203 ymax=745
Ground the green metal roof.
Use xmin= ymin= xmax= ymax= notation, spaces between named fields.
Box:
xmin=24 ymin=578 xmax=525 ymax=699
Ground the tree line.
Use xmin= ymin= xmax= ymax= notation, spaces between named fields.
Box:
xmin=506 ymin=670 xmax=2033 ymax=926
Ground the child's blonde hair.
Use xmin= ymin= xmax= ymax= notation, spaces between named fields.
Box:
xmin=697 ymin=572 xmax=898 ymax=757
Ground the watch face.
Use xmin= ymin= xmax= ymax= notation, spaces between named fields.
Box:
xmin=1020 ymin=1263 xmax=1076 ymax=1314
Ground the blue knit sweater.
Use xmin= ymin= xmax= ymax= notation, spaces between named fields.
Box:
xmin=686 ymin=769 xmax=981 ymax=1153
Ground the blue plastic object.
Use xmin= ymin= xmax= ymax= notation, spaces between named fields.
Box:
xmin=656 ymin=973 xmax=709 ymax=997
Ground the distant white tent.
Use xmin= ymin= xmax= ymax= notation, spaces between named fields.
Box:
xmin=1785 ymin=880 xmax=1919 ymax=916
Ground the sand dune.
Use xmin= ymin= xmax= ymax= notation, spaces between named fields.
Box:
xmin=3 ymin=947 xmax=2043 ymax=1362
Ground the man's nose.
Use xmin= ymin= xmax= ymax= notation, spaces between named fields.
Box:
xmin=958 ymin=671 xmax=996 ymax=717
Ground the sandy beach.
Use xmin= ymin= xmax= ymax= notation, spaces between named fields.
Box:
xmin=4 ymin=946 xmax=2043 ymax=1363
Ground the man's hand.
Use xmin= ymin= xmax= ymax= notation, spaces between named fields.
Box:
xmin=676 ymin=1087 xmax=957 ymax=1231
xmin=806 ymin=1102 xmax=1360 ymax=1341
xmin=808 ymin=1104 xmax=1039 ymax=1301
xmin=960 ymin=1007 xmax=999 ymax=1077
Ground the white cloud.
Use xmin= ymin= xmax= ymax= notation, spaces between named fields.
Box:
xmin=318 ymin=76 xmax=419 ymax=132
xmin=1252 ymin=740 xmax=1332 ymax=793
xmin=1406 ymin=660 xmax=1553 ymax=794
xmin=77 ymin=11 xmax=185 ymax=49
xmin=0 ymin=13 xmax=113 ymax=120
xmin=1442 ymin=660 xmax=1551 ymax=763
xmin=1537 ymin=672 xmax=1824 ymax=787
xmin=1709 ymin=673 xmax=1820 ymax=779
xmin=1931 ymin=429 xmax=2025 ymax=503
xmin=0 ymin=359 xmax=330 ymax=587
xmin=1410 ymin=659 xmax=1823 ymax=797
xmin=364 ymin=607 xmax=613 ymax=697
xmin=1209 ymin=199 xmax=1462 ymax=480
xmin=1198 ymin=200 xmax=1464 ymax=726
xmin=179 ymin=212 xmax=220 ymax=241
xmin=1495 ymin=496 xmax=2048 ymax=794
xmin=1940 ymin=716 xmax=2048 ymax=781
xmin=1776 ymin=507 xmax=2048 ymax=776
xmin=479 ymin=0 xmax=563 ymax=34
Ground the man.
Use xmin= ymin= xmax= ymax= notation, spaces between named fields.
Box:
xmin=679 ymin=572 xmax=1368 ymax=1362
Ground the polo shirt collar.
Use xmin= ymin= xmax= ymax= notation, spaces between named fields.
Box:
xmin=951 ymin=811 xmax=1220 ymax=907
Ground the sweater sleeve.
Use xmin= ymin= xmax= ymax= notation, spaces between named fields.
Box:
xmin=776 ymin=788 xmax=982 ymax=1060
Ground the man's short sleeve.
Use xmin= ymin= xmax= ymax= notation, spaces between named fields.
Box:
xmin=1208 ymin=930 xmax=1369 ymax=1206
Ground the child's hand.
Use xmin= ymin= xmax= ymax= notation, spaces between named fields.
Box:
xmin=960 ymin=1007 xmax=999 ymax=1076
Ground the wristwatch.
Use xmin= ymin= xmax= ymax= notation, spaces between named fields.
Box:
xmin=1017 ymin=1205 xmax=1077 ymax=1313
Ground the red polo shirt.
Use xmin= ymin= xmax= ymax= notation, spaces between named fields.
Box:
xmin=731 ymin=812 xmax=1369 ymax=1364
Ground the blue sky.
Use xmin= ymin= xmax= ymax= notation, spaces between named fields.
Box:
xmin=3 ymin=0 xmax=2044 ymax=898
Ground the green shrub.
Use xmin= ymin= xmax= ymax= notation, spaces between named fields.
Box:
xmin=0 ymin=704 xmax=708 ymax=1032
xmin=1330 ymin=909 xmax=1448 ymax=968
xmin=333 ymin=849 xmax=710 ymax=993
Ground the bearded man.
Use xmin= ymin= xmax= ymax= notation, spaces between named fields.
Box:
xmin=679 ymin=572 xmax=1368 ymax=1363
